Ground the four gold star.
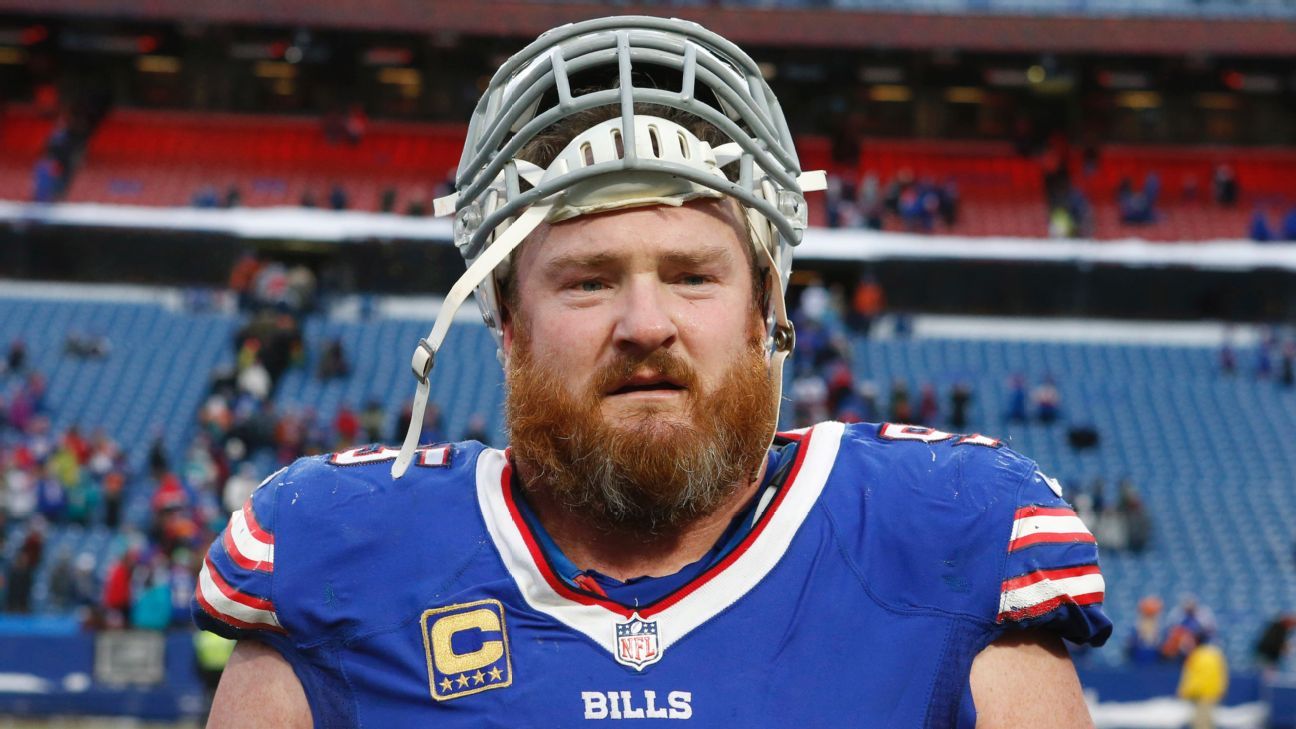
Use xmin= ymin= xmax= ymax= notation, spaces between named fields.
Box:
xmin=441 ymin=663 xmax=509 ymax=694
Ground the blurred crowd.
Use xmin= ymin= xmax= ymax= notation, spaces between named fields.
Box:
xmin=822 ymin=170 xmax=960 ymax=233
xmin=1220 ymin=327 xmax=1296 ymax=386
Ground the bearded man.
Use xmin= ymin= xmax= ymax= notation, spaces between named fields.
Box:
xmin=195 ymin=17 xmax=1110 ymax=728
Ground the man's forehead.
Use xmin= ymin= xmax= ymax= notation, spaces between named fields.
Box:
xmin=520 ymin=200 xmax=751 ymax=272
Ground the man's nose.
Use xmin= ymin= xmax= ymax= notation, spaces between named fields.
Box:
xmin=613 ymin=278 xmax=678 ymax=355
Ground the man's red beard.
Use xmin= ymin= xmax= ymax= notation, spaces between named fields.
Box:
xmin=506 ymin=326 xmax=776 ymax=538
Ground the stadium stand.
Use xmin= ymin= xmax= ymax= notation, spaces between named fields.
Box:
xmin=0 ymin=106 xmax=55 ymax=203
xmin=64 ymin=110 xmax=463 ymax=212
xmin=0 ymin=290 xmax=236 ymax=612
xmin=16 ymin=110 xmax=1287 ymax=241
xmin=7 ymin=286 xmax=1288 ymax=673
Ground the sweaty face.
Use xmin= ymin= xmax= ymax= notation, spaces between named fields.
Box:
xmin=503 ymin=200 xmax=777 ymax=536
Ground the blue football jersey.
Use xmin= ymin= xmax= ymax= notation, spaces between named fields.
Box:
xmin=193 ymin=422 xmax=1110 ymax=727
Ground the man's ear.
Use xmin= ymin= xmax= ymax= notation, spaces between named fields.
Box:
xmin=499 ymin=300 xmax=516 ymax=363
xmin=501 ymin=318 xmax=515 ymax=360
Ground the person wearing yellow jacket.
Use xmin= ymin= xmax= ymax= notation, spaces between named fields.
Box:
xmin=1179 ymin=632 xmax=1229 ymax=729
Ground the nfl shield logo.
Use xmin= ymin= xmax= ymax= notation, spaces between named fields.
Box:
xmin=614 ymin=614 xmax=662 ymax=669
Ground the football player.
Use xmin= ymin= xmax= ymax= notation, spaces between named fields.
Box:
xmin=196 ymin=16 xmax=1109 ymax=727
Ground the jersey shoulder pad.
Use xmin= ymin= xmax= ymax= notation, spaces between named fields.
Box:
xmin=833 ymin=422 xmax=1111 ymax=645
xmin=996 ymin=468 xmax=1112 ymax=646
xmin=194 ymin=441 xmax=494 ymax=643
xmin=193 ymin=464 xmax=290 ymax=640
xmin=829 ymin=422 xmax=1036 ymax=618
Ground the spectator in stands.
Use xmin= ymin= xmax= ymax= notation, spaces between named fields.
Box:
xmin=1118 ymin=173 xmax=1159 ymax=225
xmin=859 ymin=173 xmax=884 ymax=230
xmin=1163 ymin=597 xmax=1217 ymax=662
xmin=224 ymin=185 xmax=242 ymax=209
xmin=317 ymin=337 xmax=351 ymax=380
xmin=31 ymin=157 xmax=64 ymax=203
xmin=937 ymin=179 xmax=959 ymax=228
xmin=169 ymin=548 xmax=197 ymax=626
xmin=6 ymin=458 xmax=35 ymax=522
xmin=228 ymin=252 xmax=262 ymax=311
xmin=1256 ymin=614 xmax=1296 ymax=676
xmin=462 ymin=413 xmax=491 ymax=446
xmin=361 ymin=399 xmax=386 ymax=444
xmin=1248 ymin=210 xmax=1272 ymax=243
xmin=1126 ymin=595 xmax=1165 ymax=666
xmin=380 ymin=187 xmax=398 ymax=214
xmin=70 ymin=552 xmax=98 ymax=611
xmin=6 ymin=339 xmax=26 ymax=373
xmin=4 ymin=551 xmax=34 ymax=613
xmin=1217 ymin=329 xmax=1237 ymax=376
xmin=102 ymin=472 xmax=124 ymax=530
xmin=950 ymin=382 xmax=972 ymax=431
xmin=836 ymin=380 xmax=879 ymax=424
xmin=1033 ymin=376 xmax=1061 ymax=423
xmin=222 ymin=462 xmax=260 ymax=515
xmin=1213 ymin=164 xmax=1238 ymax=207
xmin=5 ymin=523 xmax=43 ymax=612
xmin=7 ymin=383 xmax=34 ymax=433
xmin=918 ymin=384 xmax=939 ymax=426
xmin=797 ymin=277 xmax=830 ymax=326
xmin=883 ymin=169 xmax=914 ymax=220
xmin=888 ymin=379 xmax=912 ymax=423
xmin=848 ymin=273 xmax=885 ymax=336
xmin=148 ymin=433 xmax=169 ymax=477
xmin=131 ymin=551 xmax=173 ymax=630
xmin=344 ymin=104 xmax=367 ymax=145
xmin=1120 ymin=478 xmax=1151 ymax=553
xmin=237 ymin=355 xmax=272 ymax=401
xmin=1280 ymin=208 xmax=1296 ymax=242
xmin=151 ymin=471 xmax=189 ymax=513
xmin=328 ymin=184 xmax=349 ymax=211
xmin=35 ymin=464 xmax=65 ymax=523
xmin=46 ymin=545 xmax=76 ymax=611
xmin=1178 ymin=631 xmax=1227 ymax=729
xmin=192 ymin=186 xmax=221 ymax=208
xmin=405 ymin=191 xmax=429 ymax=216
xmin=791 ymin=369 xmax=829 ymax=427
xmin=1000 ymin=374 xmax=1026 ymax=423
xmin=334 ymin=403 xmax=360 ymax=447
xmin=420 ymin=403 xmax=446 ymax=444
xmin=63 ymin=331 xmax=111 ymax=358
xmin=1048 ymin=205 xmax=1075 ymax=239
xmin=1255 ymin=329 xmax=1276 ymax=379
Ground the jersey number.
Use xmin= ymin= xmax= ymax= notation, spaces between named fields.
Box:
xmin=879 ymin=423 xmax=1001 ymax=448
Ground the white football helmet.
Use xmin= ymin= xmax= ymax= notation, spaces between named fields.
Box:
xmin=392 ymin=15 xmax=825 ymax=478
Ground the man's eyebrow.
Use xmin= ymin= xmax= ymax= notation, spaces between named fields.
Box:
xmin=542 ymin=251 xmax=622 ymax=275
xmin=541 ymin=245 xmax=733 ymax=276
xmin=660 ymin=246 xmax=733 ymax=268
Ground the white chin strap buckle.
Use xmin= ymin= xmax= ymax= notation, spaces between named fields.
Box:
xmin=411 ymin=339 xmax=435 ymax=385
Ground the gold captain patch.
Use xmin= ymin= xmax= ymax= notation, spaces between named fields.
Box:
xmin=421 ymin=599 xmax=513 ymax=701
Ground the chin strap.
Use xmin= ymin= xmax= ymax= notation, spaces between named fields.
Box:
xmin=392 ymin=202 xmax=554 ymax=479
xmin=758 ymin=239 xmax=794 ymax=451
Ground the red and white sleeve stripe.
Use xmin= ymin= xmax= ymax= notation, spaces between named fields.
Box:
xmin=997 ymin=564 xmax=1105 ymax=622
xmin=195 ymin=556 xmax=285 ymax=633
xmin=222 ymin=501 xmax=275 ymax=572
xmin=1007 ymin=505 xmax=1095 ymax=552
